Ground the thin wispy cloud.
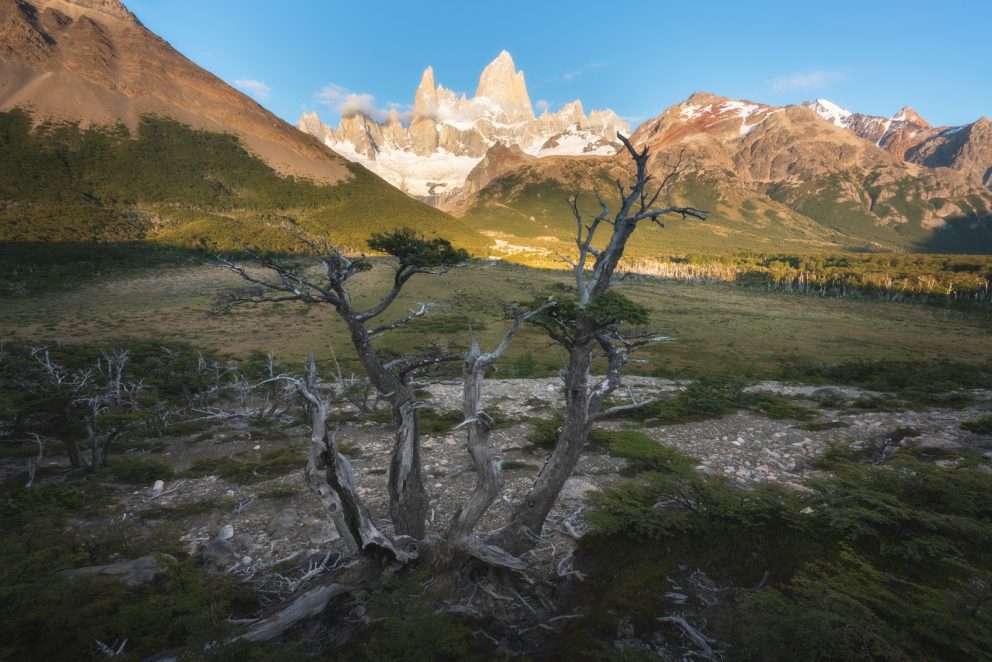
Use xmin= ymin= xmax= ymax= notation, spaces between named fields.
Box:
xmin=561 ymin=61 xmax=605 ymax=82
xmin=533 ymin=62 xmax=607 ymax=90
xmin=234 ymin=79 xmax=271 ymax=100
xmin=535 ymin=99 xmax=552 ymax=114
xmin=768 ymin=70 xmax=845 ymax=93
xmin=316 ymin=83 xmax=412 ymax=123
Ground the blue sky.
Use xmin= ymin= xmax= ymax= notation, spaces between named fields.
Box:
xmin=127 ymin=0 xmax=991 ymax=129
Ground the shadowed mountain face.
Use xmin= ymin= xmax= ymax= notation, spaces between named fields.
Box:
xmin=452 ymin=93 xmax=992 ymax=255
xmin=0 ymin=0 xmax=487 ymax=253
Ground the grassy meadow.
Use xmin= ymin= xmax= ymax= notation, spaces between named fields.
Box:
xmin=1 ymin=258 xmax=988 ymax=380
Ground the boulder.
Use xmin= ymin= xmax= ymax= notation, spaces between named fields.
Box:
xmin=60 ymin=555 xmax=168 ymax=586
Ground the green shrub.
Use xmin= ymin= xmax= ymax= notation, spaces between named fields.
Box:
xmin=589 ymin=429 xmax=696 ymax=474
xmin=529 ymin=415 xmax=562 ymax=449
xmin=103 ymin=455 xmax=174 ymax=484
xmin=184 ymin=445 xmax=302 ymax=484
xmin=962 ymin=415 xmax=992 ymax=435
xmin=570 ymin=447 xmax=992 ymax=661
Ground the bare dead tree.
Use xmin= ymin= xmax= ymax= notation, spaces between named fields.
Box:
xmin=74 ymin=349 xmax=145 ymax=470
xmin=447 ymin=303 xmax=553 ymax=571
xmin=493 ymin=133 xmax=706 ymax=554
xmin=289 ymin=354 xmax=418 ymax=562
xmin=216 ymin=228 xmax=467 ymax=538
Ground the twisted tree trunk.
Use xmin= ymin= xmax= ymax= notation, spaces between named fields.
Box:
xmin=344 ymin=317 xmax=428 ymax=539
xmin=495 ymin=340 xmax=595 ymax=554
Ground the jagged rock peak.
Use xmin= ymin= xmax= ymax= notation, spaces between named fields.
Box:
xmin=893 ymin=105 xmax=928 ymax=127
xmin=475 ymin=50 xmax=534 ymax=120
xmin=413 ymin=65 xmax=438 ymax=118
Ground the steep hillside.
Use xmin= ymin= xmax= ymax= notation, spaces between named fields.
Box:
xmin=0 ymin=0 xmax=484 ymax=253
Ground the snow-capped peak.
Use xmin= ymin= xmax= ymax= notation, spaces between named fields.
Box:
xmin=804 ymin=98 xmax=852 ymax=127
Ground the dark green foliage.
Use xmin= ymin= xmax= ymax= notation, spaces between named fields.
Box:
xmin=781 ymin=358 xmax=992 ymax=394
xmin=962 ymin=415 xmax=992 ymax=434
xmin=419 ymin=409 xmax=464 ymax=435
xmin=588 ymin=429 xmax=696 ymax=473
xmin=526 ymin=287 xmax=649 ymax=344
xmin=585 ymin=289 xmax=650 ymax=327
xmin=503 ymin=351 xmax=537 ymax=377
xmin=333 ymin=570 xmax=486 ymax=661
xmin=739 ymin=391 xmax=819 ymax=420
xmin=0 ymin=557 xmax=253 ymax=661
xmin=367 ymin=228 xmax=469 ymax=269
xmin=183 ymin=445 xmax=303 ymax=484
xmin=528 ymin=414 xmax=562 ymax=449
xmin=0 ymin=477 xmax=253 ymax=661
xmin=103 ymin=455 xmax=175 ymax=484
xmin=607 ymin=378 xmax=815 ymax=425
xmin=569 ymin=446 xmax=992 ymax=661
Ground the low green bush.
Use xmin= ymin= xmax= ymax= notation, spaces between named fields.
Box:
xmin=564 ymin=446 xmax=992 ymax=660
xmin=183 ymin=445 xmax=302 ymax=484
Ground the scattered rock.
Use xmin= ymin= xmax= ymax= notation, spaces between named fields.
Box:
xmin=560 ymin=477 xmax=597 ymax=501
xmin=216 ymin=524 xmax=234 ymax=541
xmin=812 ymin=387 xmax=845 ymax=399
xmin=61 ymin=555 xmax=169 ymax=586
xmin=151 ymin=479 xmax=165 ymax=495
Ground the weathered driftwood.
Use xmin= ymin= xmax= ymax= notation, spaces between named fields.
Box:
xmin=238 ymin=583 xmax=352 ymax=643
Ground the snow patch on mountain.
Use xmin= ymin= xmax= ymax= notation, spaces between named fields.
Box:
xmin=804 ymin=98 xmax=853 ymax=127
xmin=299 ymin=52 xmax=627 ymax=200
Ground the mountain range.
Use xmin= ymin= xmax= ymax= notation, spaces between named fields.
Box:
xmin=1 ymin=0 xmax=990 ymax=257
xmin=298 ymin=51 xmax=627 ymax=202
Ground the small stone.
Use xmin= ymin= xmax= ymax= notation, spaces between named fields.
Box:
xmin=253 ymin=444 xmax=261 ymax=450
xmin=226 ymin=490 xmax=235 ymax=497
xmin=216 ymin=524 xmax=234 ymax=541
xmin=151 ymin=479 xmax=165 ymax=495
xmin=241 ymin=555 xmax=252 ymax=566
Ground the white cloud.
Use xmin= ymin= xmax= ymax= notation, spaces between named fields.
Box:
xmin=535 ymin=99 xmax=551 ymax=114
xmin=768 ymin=70 xmax=845 ymax=93
xmin=316 ymin=83 xmax=411 ymax=124
xmin=234 ymin=79 xmax=271 ymax=100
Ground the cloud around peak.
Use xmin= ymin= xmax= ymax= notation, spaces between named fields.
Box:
xmin=316 ymin=83 xmax=412 ymax=124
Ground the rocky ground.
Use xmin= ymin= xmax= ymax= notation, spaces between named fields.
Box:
xmin=10 ymin=376 xmax=992 ymax=647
